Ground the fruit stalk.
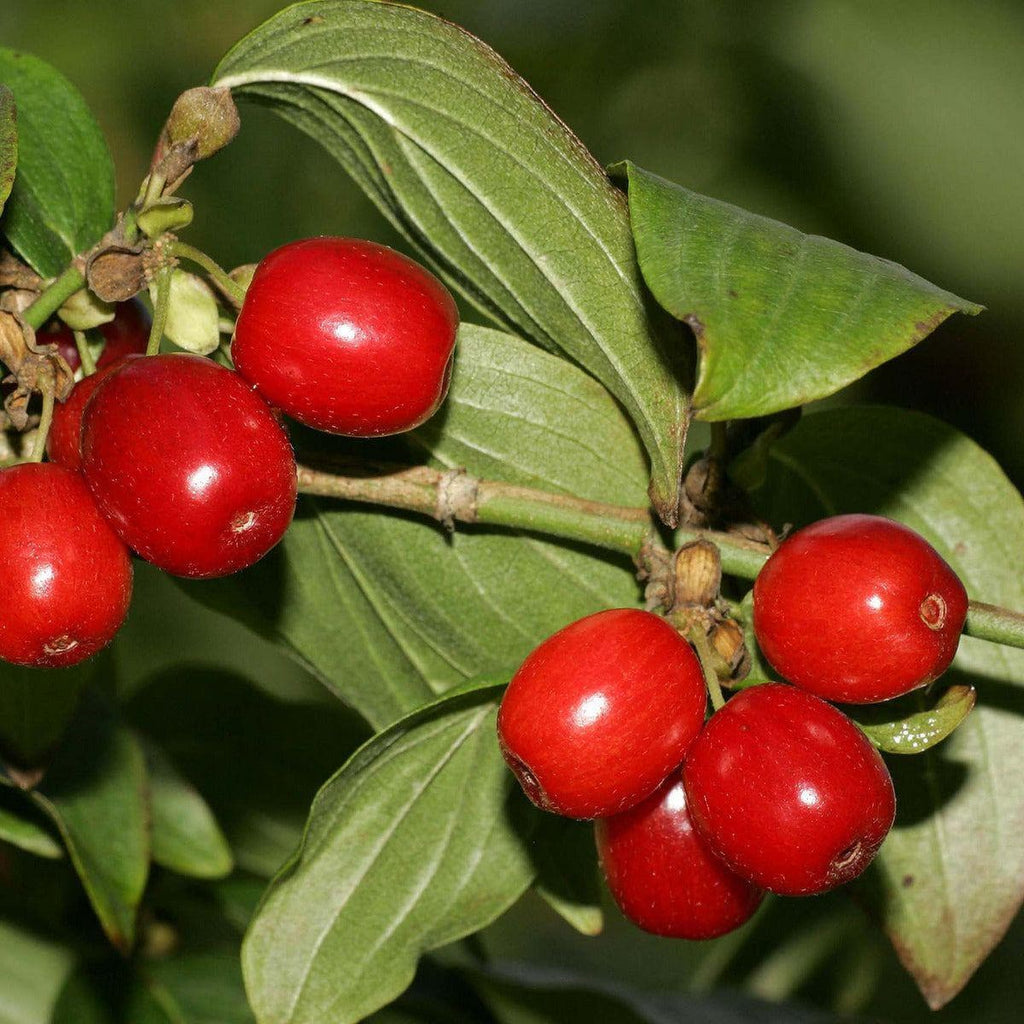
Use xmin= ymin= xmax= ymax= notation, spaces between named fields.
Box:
xmin=296 ymin=462 xmax=1024 ymax=653
xmin=21 ymin=264 xmax=87 ymax=330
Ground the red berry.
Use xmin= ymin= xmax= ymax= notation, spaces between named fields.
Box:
xmin=596 ymin=774 xmax=763 ymax=939
xmin=0 ymin=463 xmax=132 ymax=667
xmin=41 ymin=298 xmax=150 ymax=374
xmin=497 ymin=609 xmax=707 ymax=819
xmin=95 ymin=297 xmax=151 ymax=370
xmin=232 ymin=237 xmax=459 ymax=437
xmin=683 ymin=683 xmax=895 ymax=896
xmin=47 ymin=360 xmax=128 ymax=472
xmin=81 ymin=354 xmax=296 ymax=579
xmin=753 ymin=514 xmax=968 ymax=703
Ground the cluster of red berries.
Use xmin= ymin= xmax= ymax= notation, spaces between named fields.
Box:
xmin=498 ymin=514 xmax=969 ymax=939
xmin=0 ymin=238 xmax=458 ymax=670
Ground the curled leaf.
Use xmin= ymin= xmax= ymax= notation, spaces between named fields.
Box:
xmin=856 ymin=685 xmax=976 ymax=755
xmin=1 ymin=308 xmax=74 ymax=427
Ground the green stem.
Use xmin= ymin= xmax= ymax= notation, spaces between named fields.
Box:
xmin=690 ymin=626 xmax=726 ymax=712
xmin=163 ymin=240 xmax=246 ymax=308
xmin=30 ymin=390 xmax=55 ymax=463
xmin=22 ymin=265 xmax=86 ymax=330
xmin=147 ymin=265 xmax=172 ymax=356
xmin=139 ymin=170 xmax=167 ymax=211
xmin=296 ymin=462 xmax=1024 ymax=654
xmin=296 ymin=463 xmax=655 ymax=559
xmin=964 ymin=602 xmax=1024 ymax=648
xmin=73 ymin=330 xmax=97 ymax=376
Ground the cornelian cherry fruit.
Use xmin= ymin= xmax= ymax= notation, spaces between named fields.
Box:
xmin=683 ymin=683 xmax=896 ymax=896
xmin=47 ymin=360 xmax=128 ymax=472
xmin=497 ymin=608 xmax=707 ymax=819
xmin=42 ymin=298 xmax=150 ymax=373
xmin=753 ymin=514 xmax=968 ymax=703
xmin=232 ymin=237 xmax=459 ymax=437
xmin=81 ymin=354 xmax=297 ymax=579
xmin=0 ymin=463 xmax=132 ymax=667
xmin=596 ymin=774 xmax=763 ymax=939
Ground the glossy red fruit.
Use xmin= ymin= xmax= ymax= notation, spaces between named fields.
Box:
xmin=596 ymin=774 xmax=763 ymax=939
xmin=81 ymin=354 xmax=297 ymax=578
xmin=0 ymin=463 xmax=132 ymax=667
xmin=41 ymin=298 xmax=150 ymax=374
xmin=683 ymin=683 xmax=895 ymax=896
xmin=232 ymin=237 xmax=459 ymax=437
xmin=753 ymin=514 xmax=968 ymax=703
xmin=47 ymin=360 xmax=128 ymax=472
xmin=497 ymin=609 xmax=707 ymax=819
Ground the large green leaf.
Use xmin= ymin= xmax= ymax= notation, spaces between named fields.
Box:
xmin=186 ymin=325 xmax=649 ymax=730
xmin=242 ymin=682 xmax=537 ymax=1024
xmin=0 ymin=84 xmax=15 ymax=218
xmin=616 ymin=162 xmax=980 ymax=421
xmin=212 ymin=0 xmax=691 ymax=522
xmin=752 ymin=406 xmax=1024 ymax=1008
xmin=0 ymin=49 xmax=114 ymax=276
xmin=127 ymin=667 xmax=367 ymax=878
xmin=0 ymin=920 xmax=76 ymax=1024
xmin=30 ymin=692 xmax=150 ymax=952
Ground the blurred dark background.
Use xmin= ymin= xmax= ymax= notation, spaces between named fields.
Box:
xmin=3 ymin=2 xmax=1023 ymax=1021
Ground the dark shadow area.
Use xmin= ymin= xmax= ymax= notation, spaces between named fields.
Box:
xmin=125 ymin=665 xmax=369 ymax=877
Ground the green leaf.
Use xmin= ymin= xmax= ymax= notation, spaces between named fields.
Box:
xmin=616 ymin=161 xmax=981 ymax=422
xmin=144 ymin=740 xmax=234 ymax=880
xmin=0 ymin=84 xmax=15 ymax=218
xmin=30 ymin=691 xmax=150 ymax=952
xmin=855 ymin=685 xmax=977 ymax=755
xmin=531 ymin=816 xmax=603 ymax=937
xmin=751 ymin=405 xmax=1024 ymax=1008
xmin=127 ymin=666 xmax=368 ymax=878
xmin=242 ymin=682 xmax=537 ymax=1024
xmin=212 ymin=1 xmax=691 ymax=522
xmin=186 ymin=325 xmax=649 ymax=729
xmin=0 ymin=49 xmax=114 ymax=276
xmin=0 ymin=788 xmax=62 ymax=859
xmin=0 ymin=919 xmax=76 ymax=1024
